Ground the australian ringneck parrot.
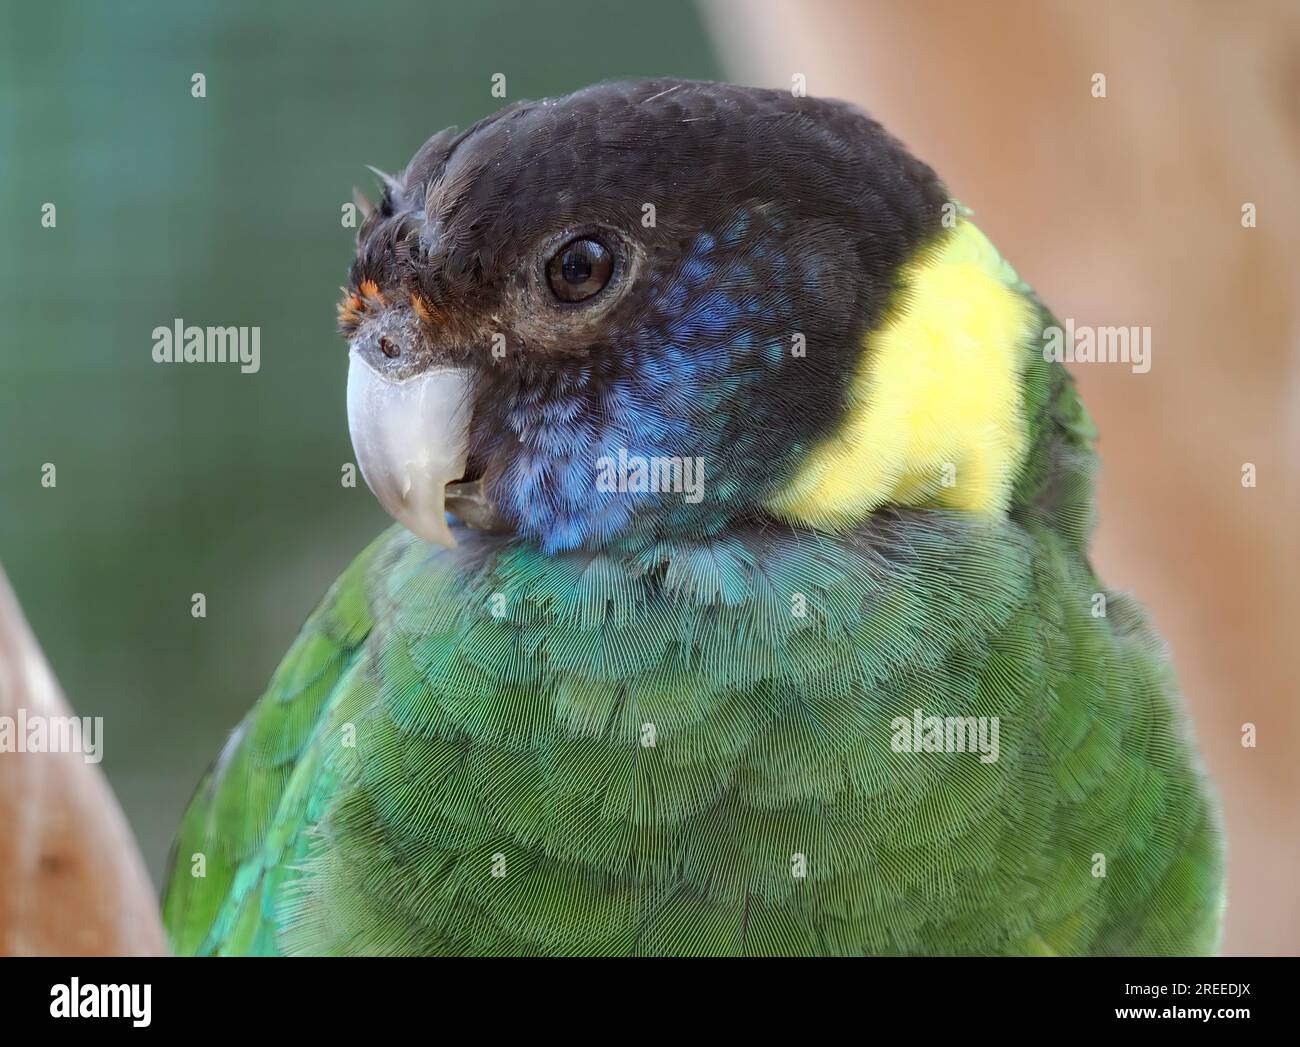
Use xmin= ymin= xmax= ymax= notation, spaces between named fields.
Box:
xmin=162 ymin=79 xmax=1224 ymax=956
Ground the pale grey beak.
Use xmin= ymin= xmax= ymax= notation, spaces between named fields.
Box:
xmin=346 ymin=350 xmax=474 ymax=548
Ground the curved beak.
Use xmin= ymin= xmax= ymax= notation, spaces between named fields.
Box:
xmin=346 ymin=350 xmax=474 ymax=548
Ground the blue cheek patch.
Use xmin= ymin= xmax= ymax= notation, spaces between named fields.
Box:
xmin=496 ymin=211 xmax=805 ymax=552
xmin=680 ymin=256 xmax=717 ymax=284
xmin=669 ymin=291 xmax=745 ymax=345
xmin=719 ymin=211 xmax=749 ymax=245
xmin=657 ymin=282 xmax=689 ymax=314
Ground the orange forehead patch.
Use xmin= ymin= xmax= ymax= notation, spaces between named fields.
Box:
xmin=358 ymin=279 xmax=384 ymax=305
xmin=337 ymin=288 xmax=365 ymax=329
xmin=409 ymin=293 xmax=440 ymax=326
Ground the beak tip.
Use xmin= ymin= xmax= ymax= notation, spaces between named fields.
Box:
xmin=427 ymin=530 xmax=459 ymax=551
xmin=403 ymin=510 xmax=459 ymax=550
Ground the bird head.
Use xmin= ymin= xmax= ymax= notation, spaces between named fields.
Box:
xmin=342 ymin=79 xmax=953 ymax=553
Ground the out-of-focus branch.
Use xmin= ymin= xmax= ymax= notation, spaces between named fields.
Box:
xmin=0 ymin=565 xmax=166 ymax=956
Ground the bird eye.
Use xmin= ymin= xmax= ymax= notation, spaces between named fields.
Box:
xmin=546 ymin=238 xmax=613 ymax=302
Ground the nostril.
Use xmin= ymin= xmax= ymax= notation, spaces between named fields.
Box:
xmin=378 ymin=336 xmax=400 ymax=359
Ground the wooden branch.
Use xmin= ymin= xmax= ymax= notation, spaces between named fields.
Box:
xmin=0 ymin=565 xmax=166 ymax=956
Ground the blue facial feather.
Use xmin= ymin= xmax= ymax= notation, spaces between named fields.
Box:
xmin=490 ymin=212 xmax=803 ymax=553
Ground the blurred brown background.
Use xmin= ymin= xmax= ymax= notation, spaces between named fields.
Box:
xmin=704 ymin=0 xmax=1300 ymax=955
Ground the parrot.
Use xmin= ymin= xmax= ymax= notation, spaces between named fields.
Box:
xmin=162 ymin=79 xmax=1224 ymax=956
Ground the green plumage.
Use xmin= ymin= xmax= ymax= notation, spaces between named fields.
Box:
xmin=163 ymin=338 xmax=1223 ymax=955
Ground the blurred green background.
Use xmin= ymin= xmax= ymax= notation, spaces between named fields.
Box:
xmin=0 ymin=0 xmax=719 ymax=882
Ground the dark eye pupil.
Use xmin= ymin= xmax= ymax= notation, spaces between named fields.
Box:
xmin=562 ymin=247 xmax=593 ymax=284
xmin=547 ymin=238 xmax=613 ymax=302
